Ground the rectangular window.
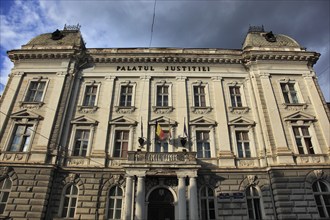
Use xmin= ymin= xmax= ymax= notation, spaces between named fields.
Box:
xmin=236 ymin=131 xmax=250 ymax=158
xmin=73 ymin=130 xmax=90 ymax=156
xmin=25 ymin=81 xmax=46 ymax=102
xmin=196 ymin=131 xmax=211 ymax=158
xmin=155 ymin=130 xmax=169 ymax=152
xmin=281 ymin=83 xmax=298 ymax=104
xmin=114 ymin=130 xmax=129 ymax=158
xmin=83 ymin=85 xmax=98 ymax=106
xmin=119 ymin=86 xmax=133 ymax=107
xmin=156 ymin=85 xmax=169 ymax=107
xmin=194 ymin=86 xmax=206 ymax=107
xmin=8 ymin=124 xmax=33 ymax=152
xmin=229 ymin=86 xmax=242 ymax=107
xmin=293 ymin=126 xmax=315 ymax=154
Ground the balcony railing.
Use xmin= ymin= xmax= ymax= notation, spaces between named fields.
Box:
xmin=127 ymin=151 xmax=197 ymax=164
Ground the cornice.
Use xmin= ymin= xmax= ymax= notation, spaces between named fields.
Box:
xmin=7 ymin=49 xmax=79 ymax=61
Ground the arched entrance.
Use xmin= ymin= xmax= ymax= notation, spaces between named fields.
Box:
xmin=147 ymin=188 xmax=175 ymax=220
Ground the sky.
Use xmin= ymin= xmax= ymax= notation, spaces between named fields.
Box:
xmin=0 ymin=0 xmax=329 ymax=101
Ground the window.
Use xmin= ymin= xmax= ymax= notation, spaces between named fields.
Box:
xmin=313 ymin=181 xmax=330 ymax=218
xmin=236 ymin=131 xmax=251 ymax=158
xmin=107 ymin=186 xmax=123 ymax=220
xmin=246 ymin=186 xmax=262 ymax=220
xmin=229 ymin=86 xmax=242 ymax=107
xmin=281 ymin=82 xmax=298 ymax=104
xmin=293 ymin=126 xmax=315 ymax=155
xmin=155 ymin=130 xmax=170 ymax=152
xmin=113 ymin=130 xmax=129 ymax=158
xmin=25 ymin=81 xmax=46 ymax=102
xmin=8 ymin=124 xmax=33 ymax=152
xmin=72 ymin=130 xmax=90 ymax=156
xmin=156 ymin=85 xmax=169 ymax=107
xmin=83 ymin=85 xmax=98 ymax=106
xmin=194 ymin=86 xmax=206 ymax=107
xmin=200 ymin=186 xmax=215 ymax=220
xmin=196 ymin=131 xmax=211 ymax=158
xmin=0 ymin=178 xmax=12 ymax=215
xmin=119 ymin=85 xmax=133 ymax=107
xmin=61 ymin=184 xmax=78 ymax=218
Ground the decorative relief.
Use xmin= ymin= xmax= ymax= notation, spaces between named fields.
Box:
xmin=312 ymin=157 xmax=321 ymax=164
xmin=19 ymin=101 xmax=44 ymax=109
xmin=247 ymin=175 xmax=258 ymax=185
xmin=56 ymin=71 xmax=67 ymax=76
xmin=191 ymin=106 xmax=212 ymax=114
xmin=283 ymin=103 xmax=308 ymax=111
xmin=152 ymin=106 xmax=174 ymax=114
xmin=114 ymin=106 xmax=136 ymax=114
xmin=77 ymin=106 xmax=98 ymax=113
xmin=146 ymin=178 xmax=159 ymax=192
xmin=229 ymin=107 xmax=249 ymax=114
xmin=68 ymin=173 xmax=80 ymax=183
xmin=68 ymin=159 xmax=85 ymax=165
xmin=239 ymin=160 xmax=255 ymax=167
xmin=300 ymin=157 xmax=309 ymax=163
xmin=164 ymin=179 xmax=178 ymax=188
xmin=314 ymin=170 xmax=325 ymax=180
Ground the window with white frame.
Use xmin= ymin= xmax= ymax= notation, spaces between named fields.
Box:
xmin=107 ymin=186 xmax=123 ymax=220
xmin=313 ymin=180 xmax=330 ymax=218
xmin=236 ymin=131 xmax=251 ymax=158
xmin=155 ymin=130 xmax=170 ymax=152
xmin=200 ymin=186 xmax=216 ymax=220
xmin=246 ymin=186 xmax=263 ymax=220
xmin=25 ymin=81 xmax=47 ymax=102
xmin=8 ymin=124 xmax=33 ymax=152
xmin=196 ymin=131 xmax=211 ymax=158
xmin=119 ymin=85 xmax=133 ymax=107
xmin=113 ymin=130 xmax=129 ymax=158
xmin=280 ymin=82 xmax=299 ymax=104
xmin=292 ymin=126 xmax=315 ymax=155
xmin=156 ymin=85 xmax=169 ymax=107
xmin=193 ymin=85 xmax=206 ymax=107
xmin=72 ymin=129 xmax=90 ymax=156
xmin=0 ymin=178 xmax=12 ymax=215
xmin=60 ymin=184 xmax=78 ymax=218
xmin=229 ymin=86 xmax=243 ymax=107
xmin=82 ymin=85 xmax=98 ymax=107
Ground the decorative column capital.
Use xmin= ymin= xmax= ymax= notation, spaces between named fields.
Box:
xmin=211 ymin=76 xmax=223 ymax=82
xmin=105 ymin=75 xmax=116 ymax=81
xmin=176 ymin=76 xmax=187 ymax=81
xmin=140 ymin=75 xmax=151 ymax=80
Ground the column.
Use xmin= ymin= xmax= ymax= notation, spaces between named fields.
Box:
xmin=124 ymin=175 xmax=133 ymax=220
xmin=189 ymin=176 xmax=198 ymax=220
xmin=135 ymin=175 xmax=146 ymax=220
xmin=178 ymin=175 xmax=187 ymax=220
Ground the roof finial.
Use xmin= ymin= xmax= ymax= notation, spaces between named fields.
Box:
xmin=63 ymin=23 xmax=81 ymax=31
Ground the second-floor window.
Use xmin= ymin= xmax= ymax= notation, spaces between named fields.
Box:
xmin=194 ymin=86 xmax=206 ymax=107
xmin=196 ymin=131 xmax=211 ymax=158
xmin=73 ymin=130 xmax=90 ymax=156
xmin=229 ymin=86 xmax=242 ymax=107
xmin=119 ymin=86 xmax=133 ymax=107
xmin=281 ymin=83 xmax=298 ymax=104
xmin=8 ymin=124 xmax=33 ymax=152
xmin=156 ymin=85 xmax=169 ymax=107
xmin=83 ymin=85 xmax=98 ymax=106
xmin=25 ymin=81 xmax=46 ymax=102
xmin=293 ymin=126 xmax=315 ymax=154
xmin=236 ymin=131 xmax=250 ymax=158
xmin=114 ymin=130 xmax=129 ymax=158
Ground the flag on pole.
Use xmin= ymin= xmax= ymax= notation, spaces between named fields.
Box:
xmin=156 ymin=121 xmax=165 ymax=140
xmin=168 ymin=118 xmax=172 ymax=140
xmin=183 ymin=117 xmax=188 ymax=137
xmin=140 ymin=117 xmax=143 ymax=137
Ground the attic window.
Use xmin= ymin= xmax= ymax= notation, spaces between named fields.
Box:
xmin=51 ymin=29 xmax=64 ymax=40
xmin=264 ymin=31 xmax=276 ymax=42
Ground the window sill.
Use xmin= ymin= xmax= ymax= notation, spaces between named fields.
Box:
xmin=19 ymin=101 xmax=44 ymax=109
xmin=190 ymin=106 xmax=212 ymax=114
xmin=282 ymin=103 xmax=308 ymax=110
xmin=77 ymin=105 xmax=98 ymax=113
xmin=152 ymin=106 xmax=174 ymax=114
xmin=114 ymin=106 xmax=136 ymax=114
xmin=229 ymin=106 xmax=249 ymax=114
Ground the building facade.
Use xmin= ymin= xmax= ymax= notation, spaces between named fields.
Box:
xmin=0 ymin=26 xmax=329 ymax=220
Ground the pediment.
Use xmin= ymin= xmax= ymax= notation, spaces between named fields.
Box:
xmin=149 ymin=116 xmax=177 ymax=126
xmin=189 ymin=116 xmax=217 ymax=126
xmin=284 ymin=111 xmax=316 ymax=121
xmin=228 ymin=116 xmax=255 ymax=126
xmin=71 ymin=115 xmax=98 ymax=125
xmin=109 ymin=116 xmax=137 ymax=126
xmin=10 ymin=109 xmax=43 ymax=120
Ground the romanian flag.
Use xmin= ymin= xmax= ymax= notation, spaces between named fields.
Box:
xmin=156 ymin=121 xmax=165 ymax=140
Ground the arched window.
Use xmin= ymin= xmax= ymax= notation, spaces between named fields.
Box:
xmin=0 ymin=178 xmax=12 ymax=214
xmin=107 ymin=186 xmax=123 ymax=220
xmin=200 ymin=186 xmax=215 ymax=220
xmin=312 ymin=181 xmax=330 ymax=218
xmin=246 ymin=186 xmax=262 ymax=219
xmin=60 ymin=184 xmax=78 ymax=218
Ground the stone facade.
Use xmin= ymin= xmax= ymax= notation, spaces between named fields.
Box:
xmin=0 ymin=26 xmax=329 ymax=220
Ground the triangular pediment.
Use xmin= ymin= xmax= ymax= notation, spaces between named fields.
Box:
xmin=284 ymin=111 xmax=316 ymax=121
xmin=149 ymin=116 xmax=177 ymax=126
xmin=228 ymin=116 xmax=255 ymax=126
xmin=10 ymin=109 xmax=43 ymax=120
xmin=109 ymin=116 xmax=137 ymax=126
xmin=190 ymin=116 xmax=217 ymax=126
xmin=71 ymin=115 xmax=98 ymax=125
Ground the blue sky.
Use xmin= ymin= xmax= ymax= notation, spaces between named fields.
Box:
xmin=0 ymin=0 xmax=329 ymax=101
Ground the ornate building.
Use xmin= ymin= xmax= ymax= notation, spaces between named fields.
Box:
xmin=0 ymin=26 xmax=329 ymax=220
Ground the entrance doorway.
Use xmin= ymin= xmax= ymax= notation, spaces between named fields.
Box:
xmin=147 ymin=188 xmax=175 ymax=220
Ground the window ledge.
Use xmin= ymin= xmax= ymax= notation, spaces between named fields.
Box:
xmin=19 ymin=101 xmax=44 ymax=109
xmin=283 ymin=103 xmax=308 ymax=110
xmin=77 ymin=105 xmax=98 ymax=113
xmin=152 ymin=106 xmax=174 ymax=114
xmin=229 ymin=106 xmax=249 ymax=114
xmin=114 ymin=106 xmax=136 ymax=114
xmin=190 ymin=106 xmax=212 ymax=114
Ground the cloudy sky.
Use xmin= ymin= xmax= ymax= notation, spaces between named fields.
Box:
xmin=0 ymin=0 xmax=329 ymax=100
